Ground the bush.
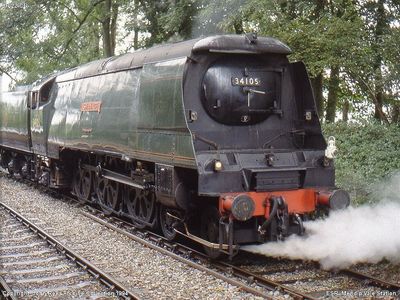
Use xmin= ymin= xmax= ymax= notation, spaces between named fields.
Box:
xmin=322 ymin=122 xmax=400 ymax=205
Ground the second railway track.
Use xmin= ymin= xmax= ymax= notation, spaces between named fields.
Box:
xmin=0 ymin=201 xmax=139 ymax=300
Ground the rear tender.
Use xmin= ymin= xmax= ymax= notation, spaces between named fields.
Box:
xmin=0 ymin=88 xmax=32 ymax=175
xmin=0 ymin=89 xmax=30 ymax=152
xmin=182 ymin=35 xmax=349 ymax=256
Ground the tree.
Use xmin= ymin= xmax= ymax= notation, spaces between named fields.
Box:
xmin=243 ymin=0 xmax=364 ymax=122
xmin=195 ymin=0 xmax=247 ymax=34
xmin=96 ymin=0 xmax=119 ymax=57
xmin=0 ymin=0 xmax=123 ymax=83
xmin=131 ymin=0 xmax=200 ymax=48
xmin=1 ymin=0 xmax=398 ymax=124
xmin=326 ymin=66 xmax=340 ymax=123
xmin=0 ymin=0 xmax=203 ymax=83
xmin=342 ymin=0 xmax=400 ymax=124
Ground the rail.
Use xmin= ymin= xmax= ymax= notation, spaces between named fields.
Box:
xmin=0 ymin=201 xmax=141 ymax=300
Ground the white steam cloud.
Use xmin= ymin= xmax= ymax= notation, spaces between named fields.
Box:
xmin=243 ymin=173 xmax=400 ymax=269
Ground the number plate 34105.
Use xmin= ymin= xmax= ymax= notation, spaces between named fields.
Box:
xmin=231 ymin=77 xmax=261 ymax=86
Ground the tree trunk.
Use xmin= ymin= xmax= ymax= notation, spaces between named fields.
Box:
xmin=373 ymin=0 xmax=386 ymax=122
xmin=102 ymin=0 xmax=112 ymax=57
xmin=310 ymin=73 xmax=324 ymax=119
xmin=134 ymin=29 xmax=139 ymax=50
xmin=342 ymin=100 xmax=349 ymax=122
xmin=233 ymin=18 xmax=244 ymax=34
xmin=325 ymin=66 xmax=340 ymax=123
xmin=392 ymin=103 xmax=400 ymax=124
xmin=89 ymin=19 xmax=101 ymax=58
xmin=101 ymin=0 xmax=118 ymax=57
xmin=110 ymin=1 xmax=118 ymax=53
xmin=373 ymin=66 xmax=384 ymax=121
xmin=313 ymin=0 xmax=326 ymax=19
xmin=288 ymin=0 xmax=297 ymax=19
xmin=143 ymin=2 xmax=161 ymax=47
xmin=133 ymin=0 xmax=139 ymax=50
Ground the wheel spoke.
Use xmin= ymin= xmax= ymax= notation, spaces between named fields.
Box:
xmin=95 ymin=177 xmax=119 ymax=213
xmin=124 ymin=188 xmax=155 ymax=228
xmin=74 ymin=168 xmax=92 ymax=201
xmin=159 ymin=205 xmax=179 ymax=241
xmin=140 ymin=196 xmax=146 ymax=217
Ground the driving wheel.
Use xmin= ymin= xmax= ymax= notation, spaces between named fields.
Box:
xmin=124 ymin=187 xmax=156 ymax=229
xmin=96 ymin=177 xmax=120 ymax=214
xmin=73 ymin=167 xmax=92 ymax=202
xmin=159 ymin=205 xmax=180 ymax=240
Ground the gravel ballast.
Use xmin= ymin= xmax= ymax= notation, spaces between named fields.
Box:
xmin=3 ymin=176 xmax=398 ymax=299
xmin=0 ymin=177 xmax=257 ymax=299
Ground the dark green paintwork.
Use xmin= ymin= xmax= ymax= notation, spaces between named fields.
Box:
xmin=0 ymin=90 xmax=30 ymax=152
xmin=47 ymin=57 xmax=195 ymax=167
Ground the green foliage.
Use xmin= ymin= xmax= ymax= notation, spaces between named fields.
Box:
xmin=241 ymin=0 xmax=363 ymax=74
xmin=158 ymin=0 xmax=199 ymax=40
xmin=1 ymin=0 xmax=399 ymax=122
xmin=0 ymin=0 xmax=105 ymax=84
xmin=194 ymin=0 xmax=247 ymax=35
xmin=132 ymin=0 xmax=200 ymax=48
xmin=323 ymin=122 xmax=400 ymax=205
xmin=240 ymin=0 xmax=400 ymax=123
xmin=1 ymin=0 xmax=202 ymax=82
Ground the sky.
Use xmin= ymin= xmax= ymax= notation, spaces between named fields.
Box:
xmin=1 ymin=74 xmax=12 ymax=92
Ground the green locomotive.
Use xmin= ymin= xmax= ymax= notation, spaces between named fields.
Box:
xmin=0 ymin=35 xmax=349 ymax=257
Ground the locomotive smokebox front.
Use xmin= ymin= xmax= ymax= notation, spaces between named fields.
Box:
xmin=202 ymin=56 xmax=281 ymax=125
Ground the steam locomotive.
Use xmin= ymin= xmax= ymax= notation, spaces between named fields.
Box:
xmin=0 ymin=34 xmax=350 ymax=258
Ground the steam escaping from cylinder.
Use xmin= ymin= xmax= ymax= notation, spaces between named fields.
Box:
xmin=242 ymin=173 xmax=400 ymax=269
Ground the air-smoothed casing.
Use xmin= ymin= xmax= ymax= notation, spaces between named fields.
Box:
xmin=0 ymin=35 xmax=335 ymax=200
xmin=183 ymin=35 xmax=334 ymax=195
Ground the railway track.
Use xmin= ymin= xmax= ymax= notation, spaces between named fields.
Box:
xmin=79 ymin=207 xmax=311 ymax=299
xmin=0 ymin=201 xmax=140 ymax=300
xmin=1 ymin=172 xmax=400 ymax=299
xmin=235 ymin=257 xmax=400 ymax=299
xmin=79 ymin=206 xmax=400 ymax=299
